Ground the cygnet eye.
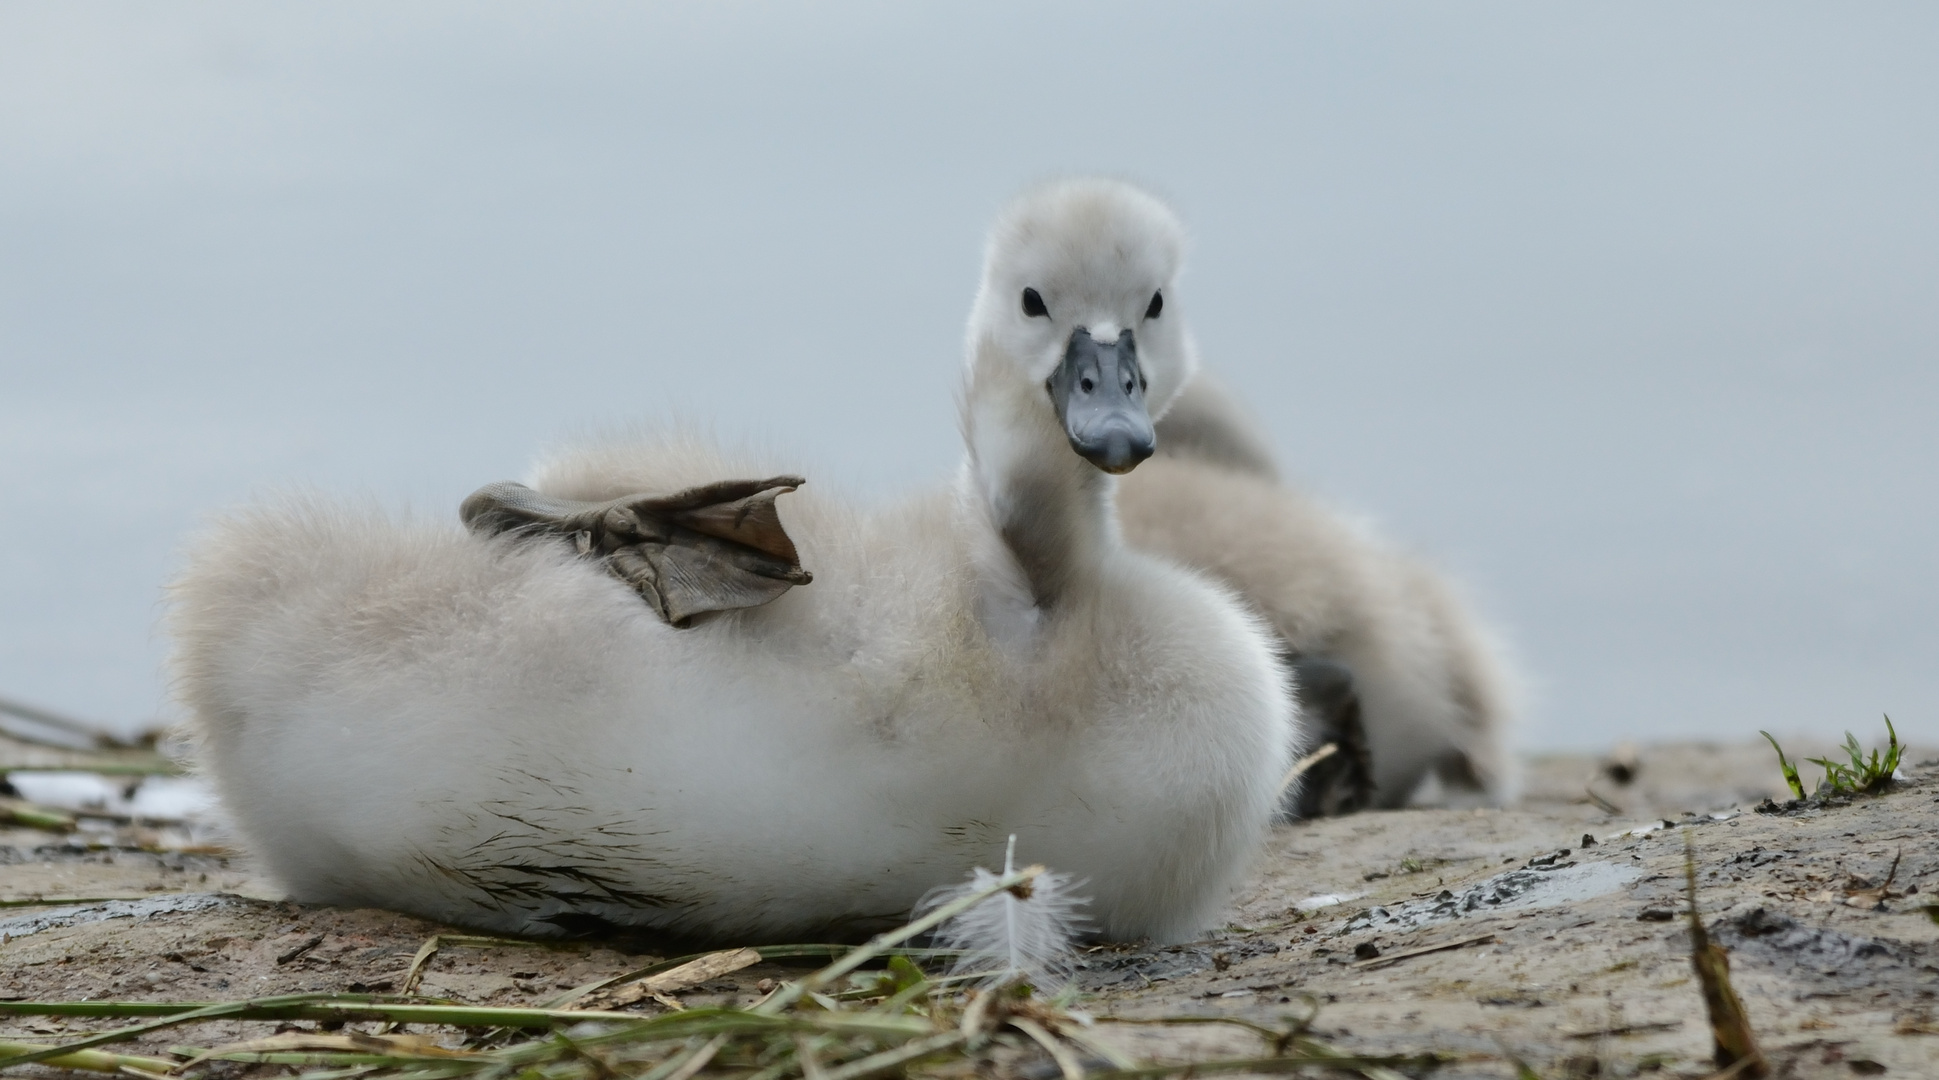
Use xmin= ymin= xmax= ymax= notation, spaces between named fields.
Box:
xmin=1145 ymin=291 xmax=1163 ymax=319
xmin=1021 ymin=287 xmax=1049 ymax=318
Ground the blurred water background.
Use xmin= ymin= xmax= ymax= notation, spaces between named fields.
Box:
xmin=2 ymin=3 xmax=1934 ymax=751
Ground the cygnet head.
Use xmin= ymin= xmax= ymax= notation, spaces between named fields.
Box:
xmin=967 ymin=179 xmax=1197 ymax=475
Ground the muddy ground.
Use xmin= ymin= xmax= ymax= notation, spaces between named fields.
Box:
xmin=3 ymin=737 xmax=1936 ymax=1079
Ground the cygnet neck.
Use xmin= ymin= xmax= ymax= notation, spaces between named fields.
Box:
xmin=960 ymin=338 xmax=1120 ymax=623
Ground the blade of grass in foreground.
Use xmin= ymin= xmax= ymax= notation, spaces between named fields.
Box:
xmin=0 ymin=1039 xmax=178 ymax=1075
xmin=0 ymin=994 xmax=675 ymax=1069
xmin=0 ymin=998 xmax=648 ymax=1029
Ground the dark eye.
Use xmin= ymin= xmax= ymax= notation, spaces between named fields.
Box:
xmin=1145 ymin=291 xmax=1163 ymax=319
xmin=1021 ymin=287 xmax=1048 ymax=318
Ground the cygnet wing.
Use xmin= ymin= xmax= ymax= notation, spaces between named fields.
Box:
xmin=460 ymin=476 xmax=812 ymax=626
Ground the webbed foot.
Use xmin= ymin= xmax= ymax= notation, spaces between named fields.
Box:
xmin=461 ymin=476 xmax=813 ymax=627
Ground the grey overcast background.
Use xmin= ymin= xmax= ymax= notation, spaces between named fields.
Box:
xmin=2 ymin=3 xmax=1934 ymax=751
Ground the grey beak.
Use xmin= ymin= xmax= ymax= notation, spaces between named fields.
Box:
xmin=1047 ymin=328 xmax=1157 ymax=474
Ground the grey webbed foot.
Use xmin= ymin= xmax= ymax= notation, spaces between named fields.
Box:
xmin=1284 ymin=653 xmax=1378 ymax=819
xmin=461 ymin=476 xmax=813 ymax=627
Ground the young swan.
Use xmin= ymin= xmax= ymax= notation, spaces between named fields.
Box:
xmin=1119 ymin=375 xmax=1521 ymax=812
xmin=169 ymin=179 xmax=1294 ymax=944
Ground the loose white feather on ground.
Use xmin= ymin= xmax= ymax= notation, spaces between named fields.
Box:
xmin=920 ymin=836 xmax=1088 ymax=991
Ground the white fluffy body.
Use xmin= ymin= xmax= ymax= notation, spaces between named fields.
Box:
xmin=1120 ymin=376 xmax=1523 ymax=806
xmin=169 ymin=179 xmax=1295 ymax=945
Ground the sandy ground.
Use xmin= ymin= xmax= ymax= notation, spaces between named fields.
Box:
xmin=3 ymin=737 xmax=1936 ymax=1079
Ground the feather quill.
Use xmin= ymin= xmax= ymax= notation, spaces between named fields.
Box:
xmin=919 ymin=835 xmax=1090 ymax=991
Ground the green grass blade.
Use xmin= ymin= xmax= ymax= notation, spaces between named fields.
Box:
xmin=1759 ymin=731 xmax=1804 ymax=799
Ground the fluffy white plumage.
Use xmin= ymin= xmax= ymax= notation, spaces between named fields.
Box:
xmin=1123 ymin=375 xmax=1523 ymax=808
xmin=168 ymin=179 xmax=1296 ymax=945
xmin=922 ymin=836 xmax=1088 ymax=991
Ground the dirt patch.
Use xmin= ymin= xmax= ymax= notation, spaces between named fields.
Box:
xmin=4 ymin=740 xmax=1937 ymax=1077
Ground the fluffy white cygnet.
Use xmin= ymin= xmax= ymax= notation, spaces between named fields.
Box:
xmin=169 ymin=179 xmax=1295 ymax=944
xmin=1119 ymin=375 xmax=1521 ymax=810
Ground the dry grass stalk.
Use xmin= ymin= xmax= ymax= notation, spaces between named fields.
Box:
xmin=1841 ymin=847 xmax=1902 ymax=909
xmin=0 ymin=895 xmax=151 ymax=908
xmin=1277 ymin=742 xmax=1338 ymax=796
xmin=1684 ymin=834 xmax=1767 ymax=1078
xmin=0 ymin=758 xmax=181 ymax=775
xmin=0 ymin=797 xmax=76 ymax=832
xmin=0 ymin=1039 xmax=178 ymax=1074
xmin=1350 ymin=932 xmax=1495 ymax=971
xmin=1581 ymin=785 xmax=1622 ymax=814
xmin=590 ymin=948 xmax=764 ymax=1009
xmin=0 ymin=696 xmax=182 ymax=774
xmin=1010 ymin=1015 xmax=1087 ymax=1080
xmin=396 ymin=933 xmax=563 ymax=995
xmin=544 ymin=944 xmax=865 ymax=1010
xmin=178 ymin=1030 xmax=477 ymax=1068
xmin=1561 ymin=1019 xmax=1680 ymax=1040
xmin=0 ymin=993 xmax=653 ymax=1066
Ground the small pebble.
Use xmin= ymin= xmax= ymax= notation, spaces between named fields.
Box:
xmin=1637 ymin=906 xmax=1676 ymax=922
xmin=1353 ymin=942 xmax=1381 ymax=960
xmin=1580 ymin=833 xmax=1597 ymax=847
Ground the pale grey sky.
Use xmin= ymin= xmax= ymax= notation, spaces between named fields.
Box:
xmin=2 ymin=3 xmax=1934 ymax=750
